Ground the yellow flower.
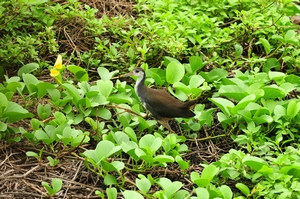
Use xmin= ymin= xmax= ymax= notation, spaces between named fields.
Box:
xmin=50 ymin=69 xmax=60 ymax=77
xmin=54 ymin=54 xmax=62 ymax=70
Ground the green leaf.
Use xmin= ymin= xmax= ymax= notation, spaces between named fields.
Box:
xmin=104 ymin=174 xmax=117 ymax=185
xmin=106 ymin=187 xmax=118 ymax=199
xmin=2 ymin=101 xmax=34 ymax=122
xmin=259 ymin=38 xmax=271 ymax=54
xmin=200 ymin=68 xmax=228 ymax=83
xmin=194 ymin=187 xmax=209 ymax=199
xmin=98 ymin=67 xmax=119 ymax=81
xmin=209 ymin=98 xmax=234 ymax=116
xmin=236 ymin=183 xmax=250 ymax=196
xmin=139 ymin=134 xmax=162 ymax=153
xmin=284 ymin=30 xmax=298 ymax=44
xmin=36 ymin=82 xmax=55 ymax=98
xmin=62 ymin=83 xmax=81 ymax=104
xmin=189 ymin=56 xmax=204 ymax=72
xmin=0 ymin=122 xmax=7 ymax=132
xmin=286 ymin=100 xmax=300 ymax=119
xmin=234 ymin=43 xmax=243 ymax=57
xmin=156 ymin=178 xmax=183 ymax=198
xmin=263 ymin=58 xmax=280 ymax=72
xmin=262 ymin=85 xmax=285 ymax=99
xmin=166 ymin=61 xmax=185 ymax=84
xmin=122 ymin=190 xmax=144 ymax=199
xmin=153 ymin=155 xmax=174 ymax=163
xmin=67 ymin=65 xmax=89 ymax=82
xmin=51 ymin=178 xmax=62 ymax=193
xmin=22 ymin=73 xmax=39 ymax=94
xmin=219 ymin=85 xmax=248 ymax=101
xmin=97 ymin=80 xmax=113 ymax=98
xmin=136 ymin=178 xmax=151 ymax=193
xmin=242 ymin=156 xmax=268 ymax=171
xmin=83 ymin=140 xmax=121 ymax=163
xmin=18 ymin=62 xmax=39 ymax=77
xmin=219 ymin=185 xmax=233 ymax=199
xmin=37 ymin=104 xmax=51 ymax=120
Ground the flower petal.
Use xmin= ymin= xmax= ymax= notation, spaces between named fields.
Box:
xmin=50 ymin=69 xmax=60 ymax=77
xmin=54 ymin=54 xmax=62 ymax=69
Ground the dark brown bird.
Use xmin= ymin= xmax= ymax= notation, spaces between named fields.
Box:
xmin=125 ymin=67 xmax=199 ymax=132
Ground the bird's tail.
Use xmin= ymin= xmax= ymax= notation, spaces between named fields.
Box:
xmin=184 ymin=96 xmax=202 ymax=107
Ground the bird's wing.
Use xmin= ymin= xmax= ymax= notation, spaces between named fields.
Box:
xmin=143 ymin=88 xmax=194 ymax=118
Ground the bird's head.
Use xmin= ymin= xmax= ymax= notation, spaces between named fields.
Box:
xmin=124 ymin=67 xmax=145 ymax=80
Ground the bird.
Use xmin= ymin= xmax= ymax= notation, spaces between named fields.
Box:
xmin=125 ymin=67 xmax=200 ymax=133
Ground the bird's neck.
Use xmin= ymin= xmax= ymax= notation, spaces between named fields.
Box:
xmin=134 ymin=74 xmax=146 ymax=97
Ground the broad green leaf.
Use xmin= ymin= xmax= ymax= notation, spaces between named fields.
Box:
xmin=189 ymin=56 xmax=204 ymax=72
xmin=236 ymin=183 xmax=250 ymax=196
xmin=2 ymin=101 xmax=34 ymax=122
xmin=166 ymin=61 xmax=185 ymax=84
xmin=262 ymin=85 xmax=285 ymax=99
xmin=259 ymin=38 xmax=271 ymax=54
xmin=173 ymin=190 xmax=190 ymax=199
xmin=104 ymin=174 xmax=117 ymax=185
xmin=219 ymin=185 xmax=233 ymax=199
xmin=200 ymin=68 xmax=228 ymax=83
xmin=242 ymin=156 xmax=268 ymax=171
xmin=37 ymin=104 xmax=51 ymax=120
xmin=67 ymin=65 xmax=89 ymax=82
xmin=125 ymin=127 xmax=137 ymax=143
xmin=36 ymin=82 xmax=56 ymax=98
xmin=189 ymin=75 xmax=205 ymax=88
xmin=234 ymin=43 xmax=243 ymax=57
xmin=153 ymin=155 xmax=174 ymax=163
xmin=122 ymin=190 xmax=144 ymax=199
xmin=253 ymin=115 xmax=273 ymax=124
xmin=156 ymin=178 xmax=183 ymax=197
xmin=286 ymin=100 xmax=300 ymax=119
xmin=97 ymin=80 xmax=113 ymax=98
xmin=136 ymin=178 xmax=151 ymax=193
xmin=6 ymin=82 xmax=23 ymax=93
xmin=92 ymin=108 xmax=111 ymax=120
xmin=163 ymin=56 xmax=181 ymax=66
xmin=102 ymin=161 xmax=124 ymax=172
xmin=98 ymin=67 xmax=119 ymax=81
xmin=106 ymin=187 xmax=117 ymax=199
xmin=219 ymin=85 xmax=248 ymax=101
xmin=191 ymin=165 xmax=219 ymax=187
xmin=139 ymin=134 xmax=162 ymax=153
xmin=280 ymin=163 xmax=300 ymax=178
xmin=285 ymin=30 xmax=298 ymax=44
xmin=18 ymin=62 xmax=39 ymax=77
xmin=194 ymin=187 xmax=209 ymax=199
xmin=51 ymin=178 xmax=62 ymax=193
xmin=22 ymin=73 xmax=39 ymax=94
xmin=0 ymin=122 xmax=7 ymax=132
xmin=0 ymin=92 xmax=8 ymax=111
xmin=175 ymin=156 xmax=189 ymax=170
xmin=83 ymin=140 xmax=121 ymax=163
xmin=268 ymin=71 xmax=285 ymax=82
xmin=209 ymin=98 xmax=234 ymax=116
xmin=230 ymin=94 xmax=256 ymax=114
xmin=263 ymin=58 xmax=280 ymax=72
xmin=62 ymin=83 xmax=81 ymax=104
xmin=113 ymin=131 xmax=130 ymax=144
xmin=286 ymin=74 xmax=300 ymax=85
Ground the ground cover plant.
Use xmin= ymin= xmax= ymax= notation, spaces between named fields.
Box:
xmin=1 ymin=0 xmax=300 ymax=198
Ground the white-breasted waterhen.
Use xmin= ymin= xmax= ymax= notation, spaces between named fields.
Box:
xmin=125 ymin=67 xmax=200 ymax=132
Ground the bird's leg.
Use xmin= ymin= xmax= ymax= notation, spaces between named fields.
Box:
xmin=142 ymin=111 xmax=149 ymax=119
xmin=158 ymin=118 xmax=175 ymax=133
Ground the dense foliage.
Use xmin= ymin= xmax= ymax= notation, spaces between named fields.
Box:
xmin=1 ymin=0 xmax=300 ymax=198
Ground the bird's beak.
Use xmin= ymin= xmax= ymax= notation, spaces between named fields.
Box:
xmin=122 ymin=71 xmax=133 ymax=77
